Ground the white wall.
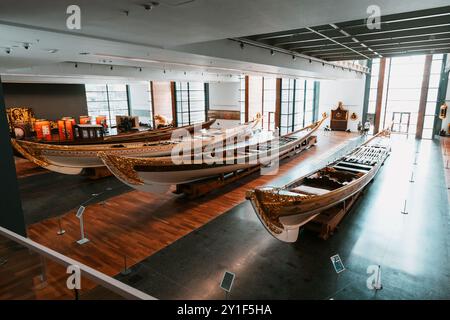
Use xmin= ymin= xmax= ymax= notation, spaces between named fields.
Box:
xmin=128 ymin=83 xmax=152 ymax=126
xmin=208 ymin=82 xmax=240 ymax=129
xmin=318 ymin=78 xmax=366 ymax=132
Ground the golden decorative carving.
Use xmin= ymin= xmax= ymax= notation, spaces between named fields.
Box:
xmin=97 ymin=152 xmax=144 ymax=186
xmin=11 ymin=138 xmax=49 ymax=168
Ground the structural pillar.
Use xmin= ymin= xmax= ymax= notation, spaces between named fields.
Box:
xmin=0 ymin=76 xmax=27 ymax=236
xmin=416 ymin=55 xmax=433 ymax=139
xmin=373 ymin=58 xmax=386 ymax=134
xmin=433 ymin=54 xmax=449 ymax=137
xmin=170 ymin=81 xmax=177 ymax=127
xmin=275 ymin=78 xmax=282 ymax=134
xmin=244 ymin=76 xmax=249 ymax=123
xmin=362 ymin=59 xmax=373 ymax=124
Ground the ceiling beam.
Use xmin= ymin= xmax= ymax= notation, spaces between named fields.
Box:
xmin=302 ymin=39 xmax=450 ymax=55
xmin=276 ymin=25 xmax=450 ymax=47
xmin=304 ymin=27 xmax=372 ymax=59
xmin=320 ymin=48 xmax=450 ymax=61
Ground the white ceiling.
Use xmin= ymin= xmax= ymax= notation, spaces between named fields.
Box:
xmin=0 ymin=0 xmax=448 ymax=83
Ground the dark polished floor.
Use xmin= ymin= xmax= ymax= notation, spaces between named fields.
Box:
xmin=116 ymin=135 xmax=450 ymax=299
xmin=18 ymin=172 xmax=131 ymax=224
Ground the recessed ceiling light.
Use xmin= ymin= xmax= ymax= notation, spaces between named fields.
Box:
xmin=79 ymin=52 xmax=90 ymax=55
xmin=47 ymin=49 xmax=58 ymax=53
xmin=143 ymin=2 xmax=160 ymax=11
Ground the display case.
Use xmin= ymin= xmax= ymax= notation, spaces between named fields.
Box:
xmin=330 ymin=102 xmax=349 ymax=131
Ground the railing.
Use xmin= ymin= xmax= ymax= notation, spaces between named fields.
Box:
xmin=0 ymin=225 xmax=156 ymax=300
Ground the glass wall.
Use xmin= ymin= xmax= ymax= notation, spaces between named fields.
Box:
xmin=174 ymin=82 xmax=207 ymax=126
xmin=239 ymin=76 xmax=246 ymax=124
xmin=423 ymin=54 xmax=444 ymax=139
xmin=280 ymin=78 xmax=318 ymax=135
xmin=128 ymin=83 xmax=153 ymax=128
xmin=262 ymin=77 xmax=277 ymax=131
xmin=85 ymin=84 xmax=129 ymax=127
xmin=367 ymin=54 xmax=443 ymax=139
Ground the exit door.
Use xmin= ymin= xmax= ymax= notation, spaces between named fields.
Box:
xmin=391 ymin=112 xmax=411 ymax=134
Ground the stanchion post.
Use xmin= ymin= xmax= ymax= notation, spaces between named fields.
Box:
xmin=57 ymin=218 xmax=65 ymax=236
xmin=401 ymin=199 xmax=408 ymax=214
xmin=409 ymin=171 xmax=414 ymax=183
xmin=121 ymin=255 xmax=131 ymax=275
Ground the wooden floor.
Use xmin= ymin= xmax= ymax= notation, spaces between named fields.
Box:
xmin=14 ymin=156 xmax=47 ymax=179
xmin=441 ymin=137 xmax=450 ymax=202
xmin=5 ymin=131 xmax=357 ymax=299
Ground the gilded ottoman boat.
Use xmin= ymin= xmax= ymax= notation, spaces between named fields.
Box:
xmin=246 ymin=130 xmax=391 ymax=243
xmin=98 ymin=117 xmax=326 ymax=191
xmin=11 ymin=120 xmax=258 ymax=175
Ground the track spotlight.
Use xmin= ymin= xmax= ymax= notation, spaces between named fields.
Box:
xmin=309 ymin=59 xmax=312 ymax=63
xmin=322 ymin=62 xmax=325 ymax=66
xmin=75 ymin=63 xmax=78 ymax=68
xmin=240 ymin=42 xmax=244 ymax=49
xmin=270 ymin=50 xmax=275 ymax=56
xmin=292 ymin=55 xmax=297 ymax=61
xmin=139 ymin=67 xmax=142 ymax=72
xmin=5 ymin=48 xmax=11 ymax=54
xmin=110 ymin=65 xmax=114 ymax=70
xmin=163 ymin=69 xmax=166 ymax=74
xmin=23 ymin=43 xmax=31 ymax=50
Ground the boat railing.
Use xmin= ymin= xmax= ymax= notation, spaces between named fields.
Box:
xmin=0 ymin=225 xmax=156 ymax=300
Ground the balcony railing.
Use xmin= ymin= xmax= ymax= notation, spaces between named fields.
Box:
xmin=0 ymin=225 xmax=156 ymax=300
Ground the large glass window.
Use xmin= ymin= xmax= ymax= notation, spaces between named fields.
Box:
xmin=85 ymin=84 xmax=129 ymax=127
xmin=280 ymin=78 xmax=318 ymax=135
xmin=262 ymin=77 xmax=277 ymax=131
xmin=423 ymin=54 xmax=443 ymax=139
xmin=175 ymin=82 xmax=207 ymax=126
xmin=367 ymin=54 xmax=443 ymax=138
xmin=239 ymin=76 xmax=246 ymax=124
xmin=129 ymin=83 xmax=153 ymax=127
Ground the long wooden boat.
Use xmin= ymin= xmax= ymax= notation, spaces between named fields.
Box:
xmin=11 ymin=120 xmax=258 ymax=175
xmin=98 ymin=117 xmax=327 ymax=192
xmin=37 ymin=119 xmax=216 ymax=145
xmin=245 ymin=130 xmax=391 ymax=243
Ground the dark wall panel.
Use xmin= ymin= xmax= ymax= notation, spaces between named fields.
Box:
xmin=3 ymin=83 xmax=88 ymax=121
xmin=0 ymin=78 xmax=26 ymax=236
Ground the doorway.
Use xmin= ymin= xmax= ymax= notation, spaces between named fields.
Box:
xmin=391 ymin=112 xmax=411 ymax=134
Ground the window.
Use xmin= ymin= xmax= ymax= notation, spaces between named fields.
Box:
xmin=239 ymin=76 xmax=246 ymax=124
xmin=174 ymin=82 xmax=208 ymax=126
xmin=262 ymin=77 xmax=277 ymax=131
xmin=366 ymin=54 xmax=444 ymax=138
xmin=85 ymin=84 xmax=129 ymax=127
xmin=280 ymin=78 xmax=318 ymax=135
xmin=423 ymin=54 xmax=444 ymax=139
xmin=129 ymin=83 xmax=153 ymax=128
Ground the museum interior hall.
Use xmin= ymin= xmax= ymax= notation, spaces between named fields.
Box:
xmin=0 ymin=0 xmax=449 ymax=302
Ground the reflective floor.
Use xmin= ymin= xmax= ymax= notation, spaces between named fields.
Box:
xmin=116 ymin=135 xmax=449 ymax=299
